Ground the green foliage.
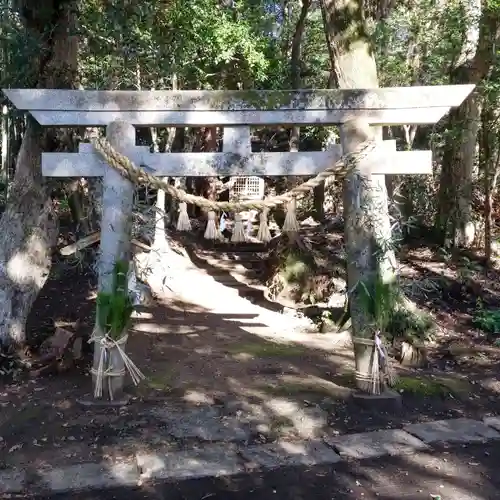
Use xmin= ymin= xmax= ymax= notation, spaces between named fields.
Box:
xmin=281 ymin=248 xmax=316 ymax=284
xmin=374 ymin=0 xmax=465 ymax=87
xmin=79 ymin=0 xmax=276 ymax=89
xmin=357 ymin=275 xmax=434 ymax=343
xmin=0 ymin=5 xmax=53 ymax=87
xmin=386 ymin=308 xmax=434 ymax=343
xmin=357 ymin=275 xmax=401 ymax=332
xmin=473 ymin=303 xmax=500 ymax=335
xmin=393 ymin=376 xmax=448 ymax=397
xmin=96 ymin=261 xmax=134 ymax=340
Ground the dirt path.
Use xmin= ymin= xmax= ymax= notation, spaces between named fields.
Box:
xmin=0 ymin=242 xmax=498 ymax=476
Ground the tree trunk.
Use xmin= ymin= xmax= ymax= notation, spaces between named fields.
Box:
xmin=288 ymin=0 xmax=310 ymax=153
xmin=193 ymin=127 xmax=219 ymax=217
xmin=1 ymin=106 xmax=9 ymax=193
xmin=67 ymin=179 xmax=91 ymax=238
xmin=455 ymin=94 xmax=482 ymax=247
xmin=437 ymin=91 xmax=482 ymax=247
xmin=436 ymin=0 xmax=499 ymax=246
xmin=481 ymin=105 xmax=500 ymax=265
xmin=386 ymin=126 xmax=416 ymax=241
xmin=287 ymin=0 xmax=312 ymax=221
xmin=321 ymin=129 xmax=339 ymax=221
xmin=321 ymin=0 xmax=396 ymax=393
xmin=0 ymin=0 xmax=79 ymax=346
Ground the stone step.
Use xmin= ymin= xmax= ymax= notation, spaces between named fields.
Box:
xmin=187 ymin=240 xmax=268 ymax=253
xmin=194 ymin=256 xmax=261 ymax=274
xmin=180 ymin=238 xmax=268 ymax=300
xmin=219 ymin=279 xmax=266 ymax=291
xmin=194 ymin=250 xmax=267 ymax=262
xmin=195 ymin=270 xmax=266 ymax=290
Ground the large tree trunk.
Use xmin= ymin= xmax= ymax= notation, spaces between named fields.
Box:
xmin=0 ymin=0 xmax=79 ymax=346
xmin=193 ymin=127 xmax=219 ymax=218
xmin=289 ymin=0 xmax=310 ymax=153
xmin=321 ymin=0 xmax=396 ymax=393
xmin=436 ymin=88 xmax=482 ymax=248
xmin=289 ymin=0 xmax=314 ymax=220
xmin=436 ymin=0 xmax=499 ymax=246
xmin=481 ymin=105 xmax=500 ymax=265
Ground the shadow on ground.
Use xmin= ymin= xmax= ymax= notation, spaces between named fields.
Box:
xmin=2 ymin=292 xmax=500 ymax=477
xmin=2 ymin=238 xmax=500 ymax=499
xmin=29 ymin=442 xmax=500 ymax=500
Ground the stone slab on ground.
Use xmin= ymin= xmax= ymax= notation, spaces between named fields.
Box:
xmin=483 ymin=416 xmax=500 ymax=432
xmin=239 ymin=440 xmax=341 ymax=469
xmin=136 ymin=444 xmax=244 ymax=480
xmin=39 ymin=462 xmax=140 ymax=493
xmin=5 ymin=416 xmax=500 ymax=495
xmin=351 ymin=389 xmax=402 ymax=412
xmin=404 ymin=418 xmax=500 ymax=444
xmin=324 ymin=429 xmax=429 ymax=459
xmin=0 ymin=469 xmax=25 ymax=493
xmin=149 ymin=406 xmax=250 ymax=442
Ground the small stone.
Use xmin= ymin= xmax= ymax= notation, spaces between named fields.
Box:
xmin=483 ymin=416 xmax=500 ymax=432
xmin=40 ymin=462 xmax=139 ymax=492
xmin=324 ymin=429 xmax=428 ymax=459
xmin=0 ymin=470 xmax=25 ymax=493
xmin=240 ymin=440 xmax=341 ymax=469
xmin=136 ymin=444 xmax=243 ymax=480
xmin=351 ymin=390 xmax=402 ymax=412
xmin=404 ymin=418 xmax=500 ymax=444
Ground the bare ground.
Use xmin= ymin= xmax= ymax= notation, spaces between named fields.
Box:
xmin=1 ymin=227 xmax=500 ymax=471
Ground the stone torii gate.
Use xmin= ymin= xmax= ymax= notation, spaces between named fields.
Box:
xmin=3 ymin=85 xmax=474 ymax=401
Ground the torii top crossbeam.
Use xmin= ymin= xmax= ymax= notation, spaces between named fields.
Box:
xmin=1 ymin=85 xmax=475 ymax=179
xmin=3 ymin=85 xmax=474 ymax=127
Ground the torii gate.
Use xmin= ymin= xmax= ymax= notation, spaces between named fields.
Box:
xmin=3 ymin=85 xmax=474 ymax=276
xmin=3 ymin=85 xmax=474 ymax=401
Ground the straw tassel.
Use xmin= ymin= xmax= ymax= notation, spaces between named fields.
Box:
xmin=370 ymin=345 xmax=381 ymax=395
xmin=204 ymin=210 xmax=217 ymax=239
xmin=378 ymin=333 xmax=396 ymax=387
xmin=257 ymin=208 xmax=271 ymax=243
xmin=231 ymin=213 xmax=246 ymax=243
xmin=220 ymin=212 xmax=227 ymax=233
xmin=282 ymin=198 xmax=299 ymax=233
xmin=246 ymin=218 xmax=253 ymax=239
xmin=176 ymin=202 xmax=191 ymax=231
xmin=90 ymin=333 xmax=145 ymax=400
xmin=218 ymin=212 xmax=227 ymax=241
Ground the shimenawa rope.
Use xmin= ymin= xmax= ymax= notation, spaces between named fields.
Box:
xmin=91 ymin=135 xmax=375 ymax=242
xmin=91 ymin=136 xmax=376 ymax=231
xmin=89 ymin=332 xmax=146 ymax=400
xmin=352 ymin=332 xmax=396 ymax=395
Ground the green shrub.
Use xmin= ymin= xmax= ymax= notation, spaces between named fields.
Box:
xmin=357 ymin=275 xmax=434 ymax=344
xmin=473 ymin=305 xmax=500 ymax=336
xmin=386 ymin=308 xmax=434 ymax=343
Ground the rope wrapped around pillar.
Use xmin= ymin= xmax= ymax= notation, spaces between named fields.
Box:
xmin=351 ymin=332 xmax=396 ymax=395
